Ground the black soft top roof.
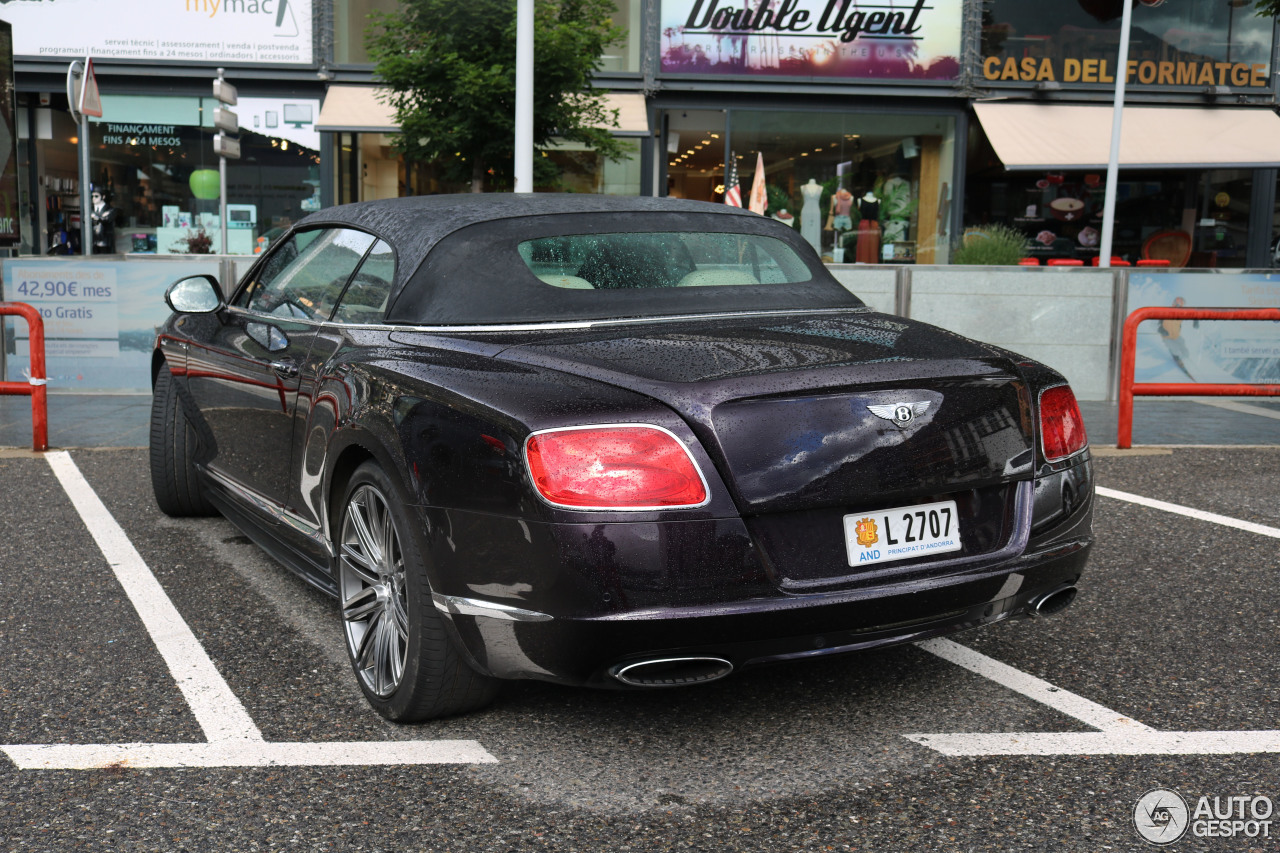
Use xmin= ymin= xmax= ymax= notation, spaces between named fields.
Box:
xmin=297 ymin=195 xmax=758 ymax=283
xmin=296 ymin=194 xmax=860 ymax=325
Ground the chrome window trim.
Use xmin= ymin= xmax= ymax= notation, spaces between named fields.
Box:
xmin=319 ymin=306 xmax=872 ymax=334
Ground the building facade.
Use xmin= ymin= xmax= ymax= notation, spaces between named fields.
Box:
xmin=4 ymin=0 xmax=1280 ymax=266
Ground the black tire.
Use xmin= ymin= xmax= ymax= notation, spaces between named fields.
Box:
xmin=337 ymin=461 xmax=499 ymax=721
xmin=149 ymin=365 xmax=217 ymax=517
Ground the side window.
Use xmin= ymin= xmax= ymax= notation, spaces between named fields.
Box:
xmin=332 ymin=240 xmax=396 ymax=324
xmin=237 ymin=228 xmax=376 ymax=321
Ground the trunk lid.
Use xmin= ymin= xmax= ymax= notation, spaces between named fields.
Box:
xmin=495 ymin=311 xmax=1036 ymax=586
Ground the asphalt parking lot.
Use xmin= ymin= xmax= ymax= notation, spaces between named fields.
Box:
xmin=1 ymin=438 xmax=1278 ymax=851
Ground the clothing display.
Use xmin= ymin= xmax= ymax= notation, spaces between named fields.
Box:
xmin=856 ymin=193 xmax=881 ymax=263
xmin=800 ymin=179 xmax=822 ymax=256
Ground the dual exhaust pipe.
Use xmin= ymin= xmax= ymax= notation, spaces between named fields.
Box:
xmin=610 ymin=656 xmax=734 ymax=688
xmin=610 ymin=586 xmax=1077 ymax=687
xmin=1029 ymin=584 xmax=1078 ymax=617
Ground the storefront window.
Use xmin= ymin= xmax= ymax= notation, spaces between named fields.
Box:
xmin=333 ymin=0 xmax=400 ymax=66
xmin=338 ymin=0 xmax=638 ymax=71
xmin=967 ymin=158 xmax=1256 ymax=267
xmin=331 ymin=131 xmax=641 ymax=200
xmin=542 ymin=140 xmax=642 ymax=194
xmin=981 ymin=0 xmax=1273 ymax=91
xmin=668 ymin=109 xmax=956 ymax=264
xmin=600 ymin=0 xmax=642 ymax=73
xmin=27 ymin=94 xmax=320 ymax=255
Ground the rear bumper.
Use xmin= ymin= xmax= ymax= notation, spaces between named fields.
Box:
xmin=440 ymin=535 xmax=1090 ymax=687
xmin=427 ymin=456 xmax=1094 ymax=687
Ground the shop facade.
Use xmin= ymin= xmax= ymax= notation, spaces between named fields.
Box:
xmin=643 ymin=0 xmax=1280 ymax=267
xmin=2 ymin=0 xmax=340 ymax=257
xmin=971 ymin=0 xmax=1280 ymax=268
xmin=2 ymin=0 xmax=1279 ymax=267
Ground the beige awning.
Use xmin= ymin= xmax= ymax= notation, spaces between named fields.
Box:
xmin=316 ymin=86 xmax=647 ymax=135
xmin=316 ymin=86 xmax=398 ymax=133
xmin=974 ymin=103 xmax=1280 ymax=171
xmin=605 ymin=93 xmax=649 ymax=135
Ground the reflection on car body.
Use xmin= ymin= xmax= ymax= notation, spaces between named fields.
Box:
xmin=150 ymin=194 xmax=1093 ymax=721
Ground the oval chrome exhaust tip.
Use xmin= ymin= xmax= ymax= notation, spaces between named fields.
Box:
xmin=1031 ymin=585 xmax=1078 ymax=617
xmin=610 ymin=656 xmax=734 ymax=687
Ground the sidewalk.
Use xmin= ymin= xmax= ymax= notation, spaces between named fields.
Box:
xmin=1 ymin=393 xmax=1275 ymax=451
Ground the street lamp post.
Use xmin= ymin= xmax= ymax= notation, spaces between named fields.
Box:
xmin=514 ymin=0 xmax=533 ymax=193
xmin=1098 ymin=0 xmax=1135 ymax=269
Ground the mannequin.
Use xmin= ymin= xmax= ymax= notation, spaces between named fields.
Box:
xmin=90 ymin=188 xmax=120 ymax=254
xmin=856 ymin=191 xmax=881 ymax=264
xmin=829 ymin=187 xmax=854 ymax=231
xmin=800 ymin=179 xmax=823 ymax=256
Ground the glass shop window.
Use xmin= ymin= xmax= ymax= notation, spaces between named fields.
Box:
xmin=333 ymin=0 xmax=400 ymax=65
xmin=697 ymin=110 xmax=957 ymax=264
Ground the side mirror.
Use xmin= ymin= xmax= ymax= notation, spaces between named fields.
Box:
xmin=165 ymin=275 xmax=224 ymax=314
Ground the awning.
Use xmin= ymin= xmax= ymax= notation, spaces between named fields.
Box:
xmin=316 ymin=86 xmax=398 ymax=133
xmin=974 ymin=103 xmax=1280 ymax=171
xmin=604 ymin=93 xmax=649 ymax=135
xmin=316 ymin=86 xmax=648 ymax=135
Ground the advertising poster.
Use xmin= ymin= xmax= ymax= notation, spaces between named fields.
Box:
xmin=1127 ymin=272 xmax=1280 ymax=385
xmin=6 ymin=264 xmax=120 ymax=358
xmin=0 ymin=21 xmax=18 ymax=246
xmin=660 ymin=0 xmax=962 ymax=79
xmin=3 ymin=259 xmax=220 ymax=392
xmin=3 ymin=0 xmax=313 ymax=66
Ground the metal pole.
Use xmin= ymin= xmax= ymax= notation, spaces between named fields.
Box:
xmin=219 ymin=155 xmax=227 ymax=255
xmin=513 ymin=0 xmax=533 ymax=192
xmin=218 ymin=68 xmax=228 ymax=255
xmin=79 ymin=112 xmax=92 ymax=255
xmin=1098 ymin=0 xmax=1134 ymax=269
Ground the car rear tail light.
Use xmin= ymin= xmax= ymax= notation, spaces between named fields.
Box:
xmin=525 ymin=425 xmax=708 ymax=509
xmin=1039 ymin=385 xmax=1088 ymax=462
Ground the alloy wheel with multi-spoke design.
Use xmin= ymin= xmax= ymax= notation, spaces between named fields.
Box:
xmin=339 ymin=483 xmax=410 ymax=698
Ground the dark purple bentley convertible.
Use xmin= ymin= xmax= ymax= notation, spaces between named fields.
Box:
xmin=150 ymin=194 xmax=1092 ymax=721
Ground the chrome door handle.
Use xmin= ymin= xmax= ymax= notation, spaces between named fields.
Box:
xmin=270 ymin=359 xmax=299 ymax=378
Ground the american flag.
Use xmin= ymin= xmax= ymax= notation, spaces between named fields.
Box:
xmin=723 ymin=154 xmax=742 ymax=207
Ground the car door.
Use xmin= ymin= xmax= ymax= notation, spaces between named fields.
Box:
xmin=289 ymin=238 xmax=397 ymax=534
xmin=185 ymin=227 xmax=377 ymax=510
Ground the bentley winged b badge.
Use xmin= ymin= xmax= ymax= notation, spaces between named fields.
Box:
xmin=868 ymin=401 xmax=930 ymax=427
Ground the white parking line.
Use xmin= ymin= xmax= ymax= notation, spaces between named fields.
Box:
xmin=908 ymin=488 xmax=1280 ymax=757
xmin=905 ymin=730 xmax=1280 ymax=757
xmin=3 ymin=740 xmax=497 ymax=770
xmin=44 ymin=451 xmax=262 ymax=744
xmin=0 ymin=451 xmax=496 ymax=770
xmin=1096 ymin=486 xmax=1280 ymax=539
xmin=916 ymin=639 xmax=1151 ymax=733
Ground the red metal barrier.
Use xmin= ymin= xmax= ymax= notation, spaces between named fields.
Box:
xmin=0 ymin=302 xmax=48 ymax=452
xmin=1118 ymin=306 xmax=1280 ymax=449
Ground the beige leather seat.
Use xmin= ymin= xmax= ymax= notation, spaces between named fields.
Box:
xmin=677 ymin=269 xmax=760 ymax=287
xmin=537 ymin=274 xmax=595 ymax=289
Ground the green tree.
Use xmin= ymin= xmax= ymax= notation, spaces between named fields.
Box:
xmin=1254 ymin=0 xmax=1280 ymax=17
xmin=368 ymin=0 xmax=627 ymax=192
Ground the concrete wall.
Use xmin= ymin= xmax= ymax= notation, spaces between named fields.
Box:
xmin=827 ymin=265 xmax=1118 ymax=401
xmin=908 ymin=268 xmax=1115 ymax=401
xmin=14 ymin=256 xmax=1258 ymax=402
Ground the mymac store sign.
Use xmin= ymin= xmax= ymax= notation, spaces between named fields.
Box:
xmin=3 ymin=0 xmax=313 ymax=66
xmin=660 ymin=0 xmax=962 ymax=79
